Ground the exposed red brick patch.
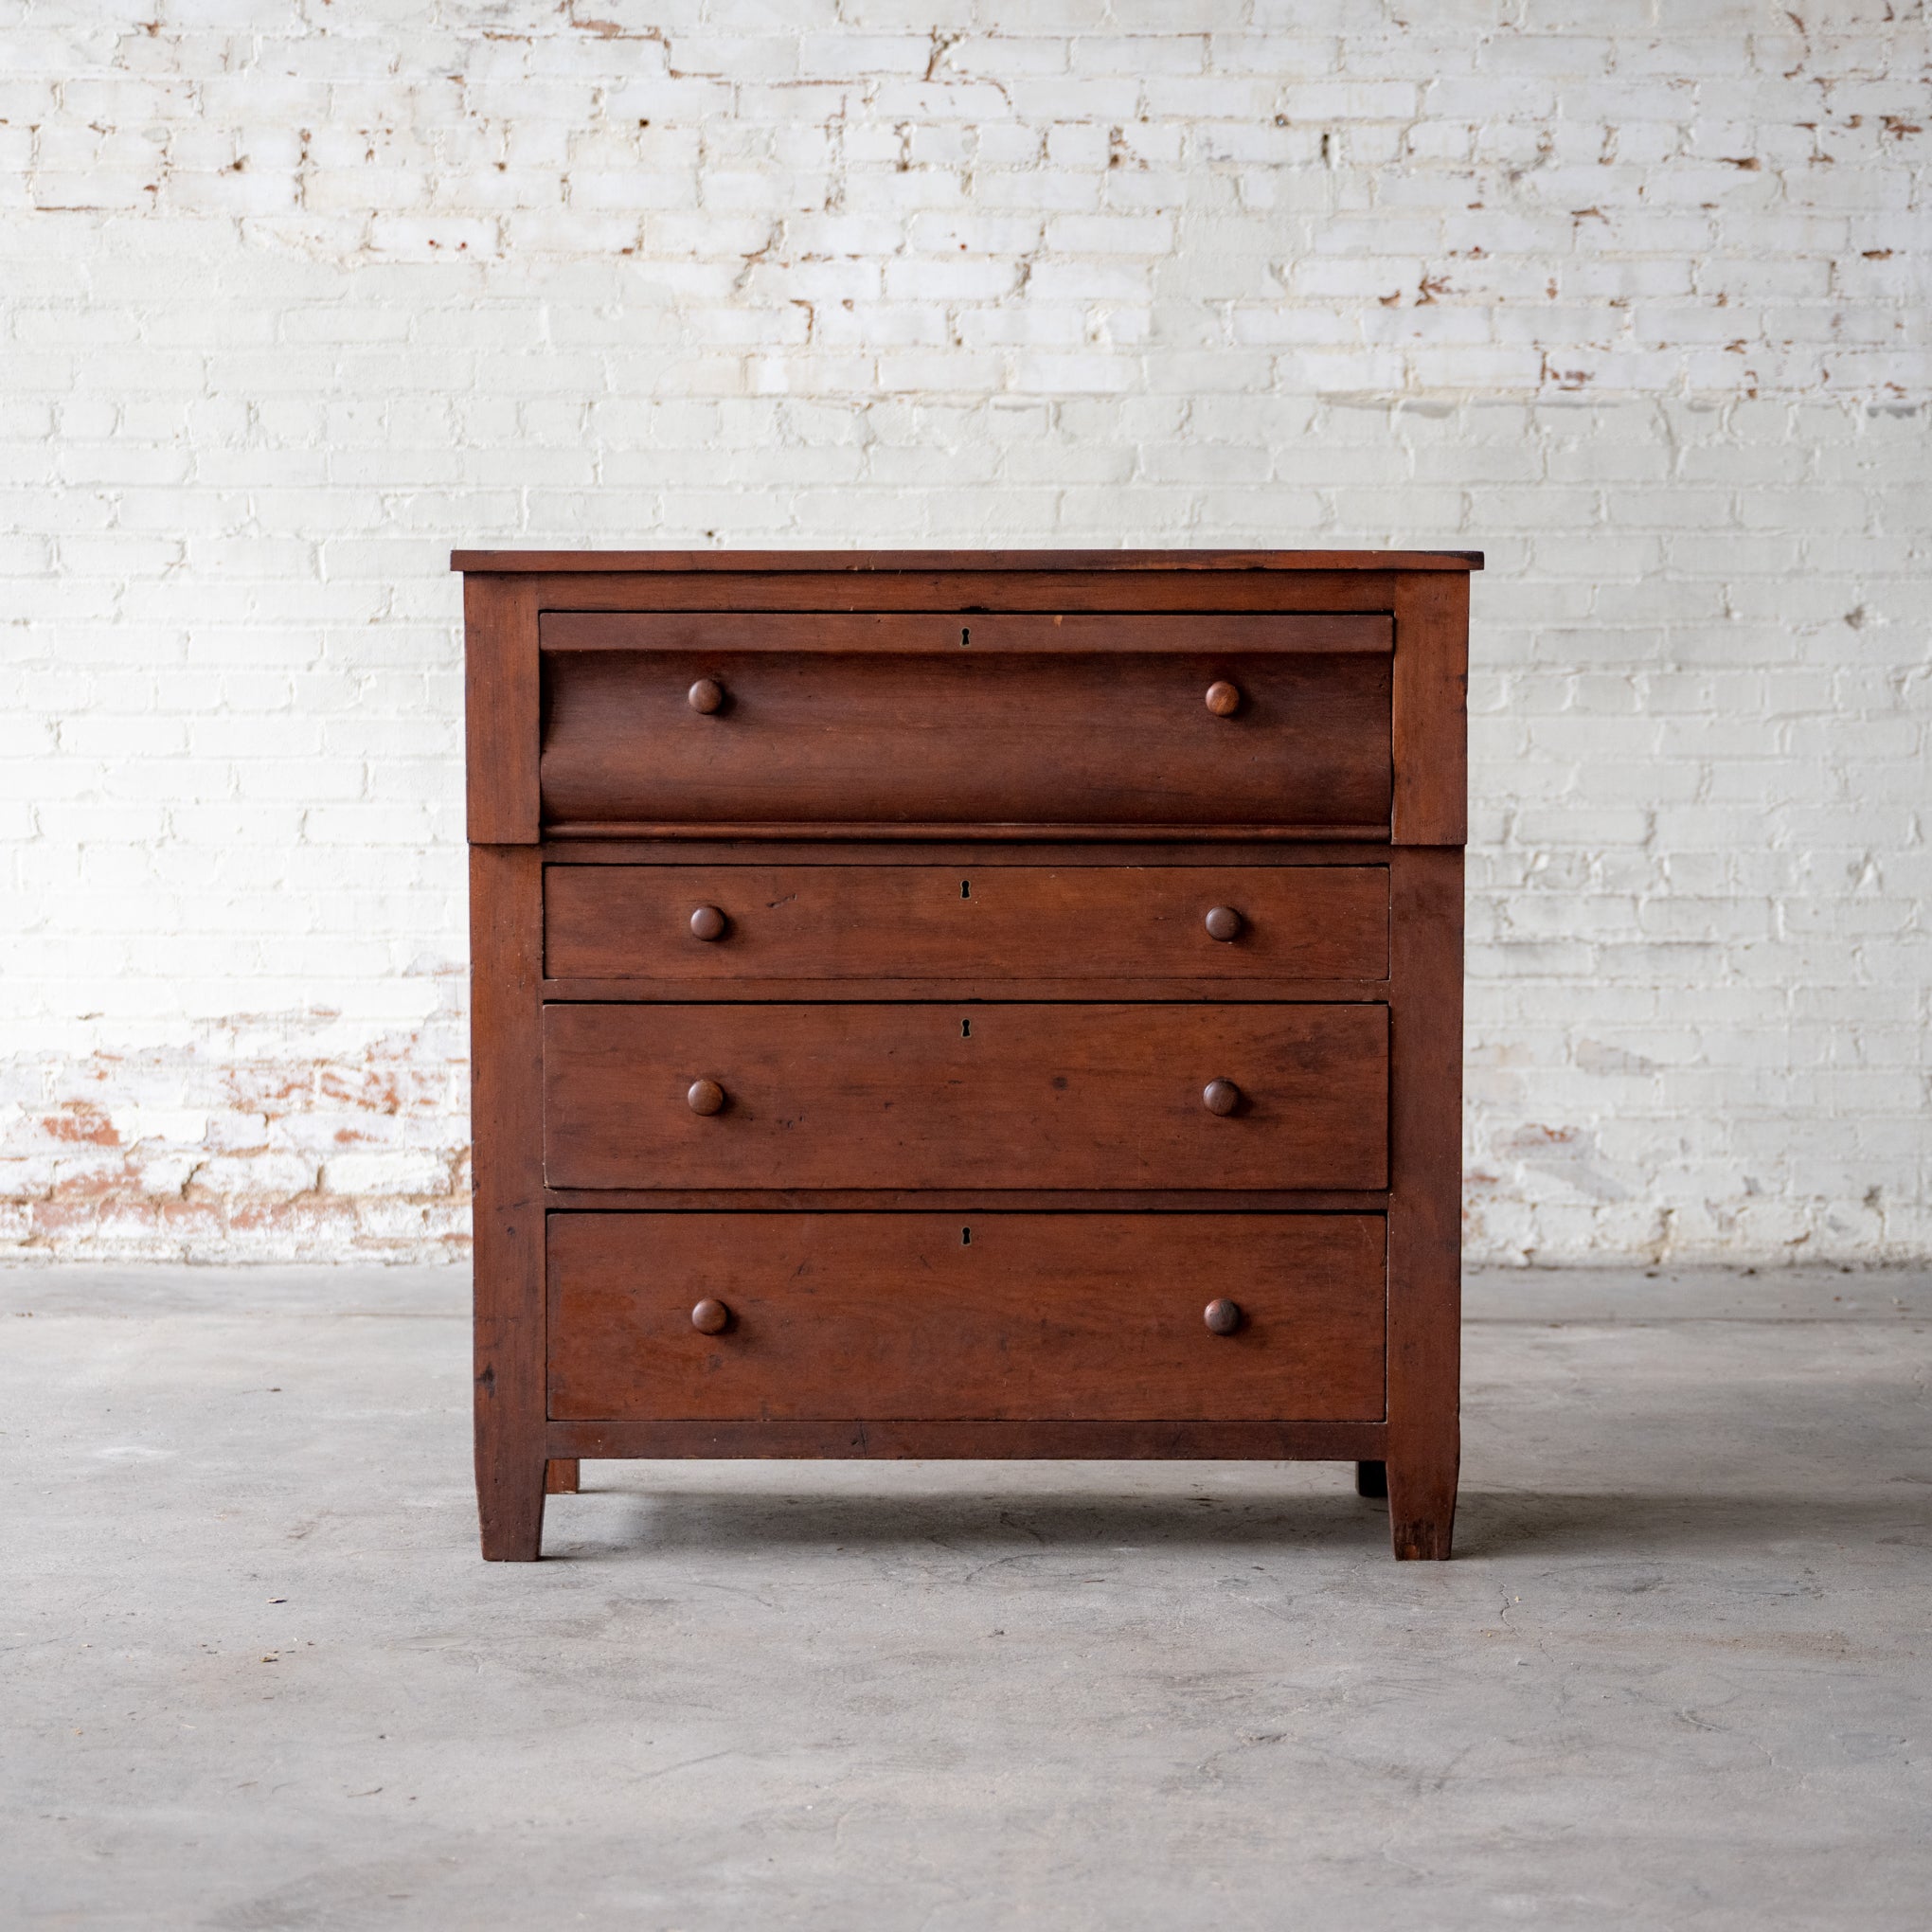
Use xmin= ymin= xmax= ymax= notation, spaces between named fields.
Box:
xmin=3 ymin=1002 xmax=472 ymax=1261
xmin=40 ymin=1101 xmax=119 ymax=1147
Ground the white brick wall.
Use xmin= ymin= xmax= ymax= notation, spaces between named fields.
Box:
xmin=2 ymin=3 xmax=1926 ymax=1264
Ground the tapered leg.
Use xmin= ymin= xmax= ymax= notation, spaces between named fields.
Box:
xmin=471 ymin=845 xmax=549 ymax=1563
xmin=546 ymin=1458 xmax=581 ymax=1494
xmin=478 ymin=1440 xmax=547 ymax=1561
xmin=1386 ymin=1449 xmax=1457 ymax=1560
xmin=1354 ymin=1459 xmax=1387 ymax=1499
xmin=1386 ymin=846 xmax=1464 ymax=1563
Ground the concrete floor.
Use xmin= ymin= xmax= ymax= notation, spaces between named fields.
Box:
xmin=3 ymin=1265 xmax=1927 ymax=1931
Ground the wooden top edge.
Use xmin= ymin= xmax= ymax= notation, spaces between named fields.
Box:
xmin=450 ymin=547 xmax=1483 ymax=574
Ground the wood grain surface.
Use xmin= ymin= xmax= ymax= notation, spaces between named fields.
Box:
xmin=528 ymin=569 xmax=1406 ymax=617
xmin=1385 ymin=846 xmax=1465 ymax=1559
xmin=538 ymin=650 xmax=1391 ymax=831
xmin=1392 ymin=570 xmax=1470 ymax=847
xmin=541 ymin=611 xmax=1392 ymax=654
xmin=546 ymin=1212 xmax=1387 ymax=1422
xmin=543 ymin=863 xmax=1390 ymax=983
xmin=469 ymin=844 xmax=548 ymax=1559
xmin=539 ymin=821 xmax=1392 ymax=845
xmin=459 ymin=550 xmax=1466 ymax=1561
xmin=546 ymin=1418 xmax=1390 ymax=1459
xmin=456 ymin=547 xmax=1481 ymax=573
xmin=463 ymin=576 xmax=540 ymax=844
xmin=541 ymin=1000 xmax=1388 ymax=1191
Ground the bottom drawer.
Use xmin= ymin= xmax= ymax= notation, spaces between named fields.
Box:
xmin=547 ymin=1212 xmax=1386 ymax=1423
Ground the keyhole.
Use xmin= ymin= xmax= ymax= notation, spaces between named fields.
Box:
xmin=961 ymin=1018 xmax=971 ymax=1038
xmin=960 ymin=626 xmax=971 ymax=647
xmin=961 ymin=1226 xmax=972 ymax=1246
xmin=960 ymin=878 xmax=971 ymax=899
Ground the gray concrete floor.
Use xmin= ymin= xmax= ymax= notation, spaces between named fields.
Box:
xmin=3 ymin=1264 xmax=1928 ymax=1931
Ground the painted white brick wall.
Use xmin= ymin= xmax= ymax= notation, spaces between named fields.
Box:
xmin=1 ymin=3 xmax=1926 ymax=1264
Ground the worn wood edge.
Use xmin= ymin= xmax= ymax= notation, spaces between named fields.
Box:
xmin=455 ymin=548 xmax=1483 ymax=574
xmin=546 ymin=1420 xmax=1392 ymax=1458
xmin=539 ymin=821 xmax=1394 ymax=843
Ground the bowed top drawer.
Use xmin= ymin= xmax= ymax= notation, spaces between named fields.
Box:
xmin=537 ymin=613 xmax=1392 ymax=835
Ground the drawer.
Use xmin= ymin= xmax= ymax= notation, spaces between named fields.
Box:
xmin=545 ymin=864 xmax=1390 ymax=984
xmin=542 ymin=1001 xmax=1387 ymax=1191
xmin=547 ymin=1211 xmax=1387 ymax=1422
xmin=539 ymin=639 xmax=1392 ymax=832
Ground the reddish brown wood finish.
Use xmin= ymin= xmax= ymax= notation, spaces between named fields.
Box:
xmin=540 ymin=649 xmax=1392 ymax=832
xmin=1392 ymin=572 xmax=1470 ymax=847
xmin=533 ymin=571 xmax=1408 ymax=623
xmin=546 ymin=838 xmax=1389 ymax=865
xmin=459 ymin=548 xmax=1471 ymax=1563
xmin=543 ymin=820 xmax=1391 ymax=845
xmin=458 ymin=547 xmax=1480 ymax=574
xmin=548 ymin=1419 xmax=1390 ymax=1460
xmin=465 ymin=576 xmax=540 ymax=845
xmin=1385 ymin=846 xmax=1464 ymax=1558
xmin=543 ymin=864 xmax=1390 ymax=986
xmin=469 ymin=844 xmax=547 ymax=1558
xmin=541 ymin=1001 xmax=1388 ymax=1192
xmin=543 ymin=1187 xmax=1388 ymax=1212
xmin=542 ymin=611 xmax=1391 ymax=655
xmin=547 ymin=1213 xmax=1386 ymax=1423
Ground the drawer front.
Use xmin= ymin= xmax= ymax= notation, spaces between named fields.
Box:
xmin=546 ymin=864 xmax=1390 ymax=984
xmin=547 ymin=1211 xmax=1387 ymax=1422
xmin=543 ymin=1002 xmax=1387 ymax=1191
xmin=539 ymin=647 xmax=1392 ymax=831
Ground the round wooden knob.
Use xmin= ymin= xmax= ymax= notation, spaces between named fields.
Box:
xmin=1204 ymin=1297 xmax=1243 ymax=1335
xmin=1204 ymin=905 xmax=1243 ymax=942
xmin=1205 ymin=680 xmax=1242 ymax=718
xmin=687 ymin=1078 xmax=725 ymax=1116
xmin=688 ymin=677 xmax=724 ymax=714
xmin=1203 ymin=1078 xmax=1242 ymax=1116
xmin=689 ymin=904 xmax=727 ymax=941
xmin=691 ymin=1298 xmax=730 ymax=1335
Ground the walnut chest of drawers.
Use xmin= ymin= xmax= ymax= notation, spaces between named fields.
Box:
xmin=456 ymin=548 xmax=1475 ymax=1561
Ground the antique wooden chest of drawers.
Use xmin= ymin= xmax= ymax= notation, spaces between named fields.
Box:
xmin=456 ymin=548 xmax=1475 ymax=1561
